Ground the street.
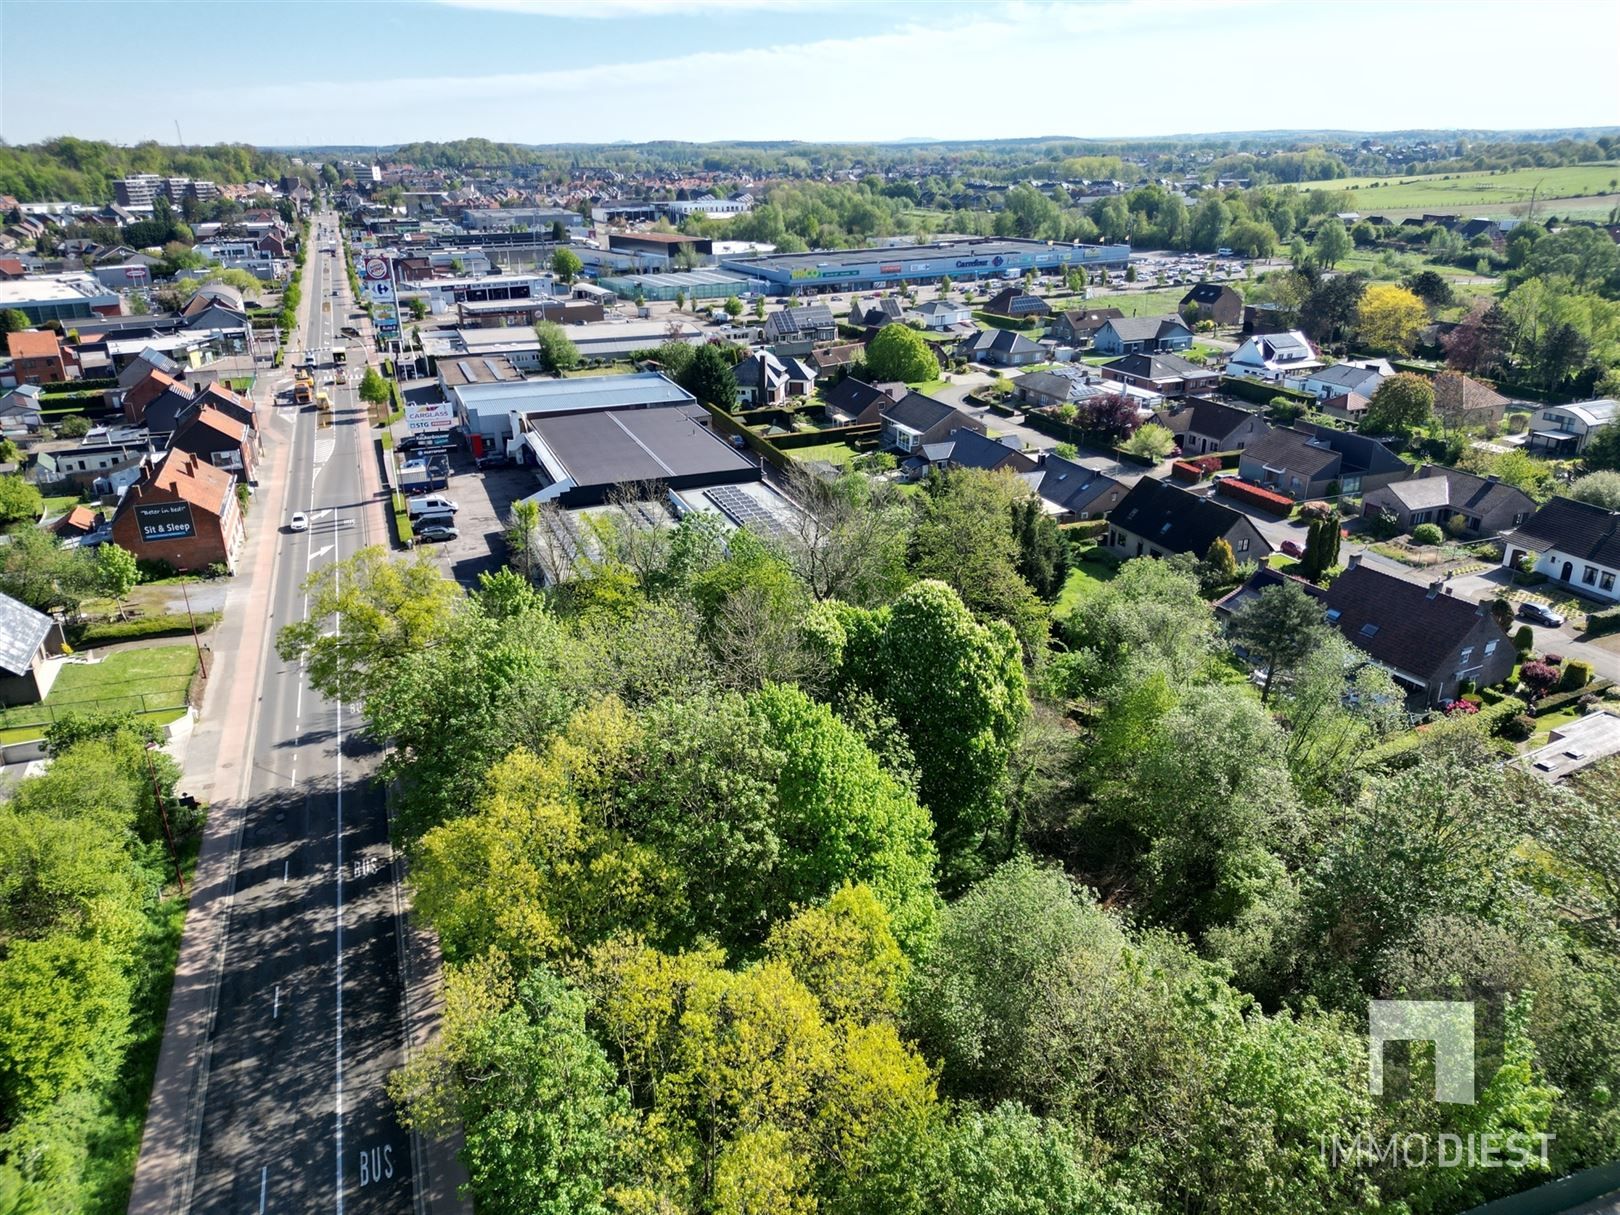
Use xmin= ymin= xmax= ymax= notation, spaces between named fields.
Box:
xmin=131 ymin=214 xmax=421 ymax=1214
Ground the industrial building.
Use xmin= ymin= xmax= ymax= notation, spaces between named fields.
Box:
xmin=449 ymin=370 xmax=697 ymax=445
xmin=460 ymin=207 xmax=585 ymax=232
xmin=519 ymin=406 xmax=757 ymax=507
xmin=0 ymin=273 xmax=123 ymax=323
xmin=720 ymin=237 xmax=1130 ymax=296
xmin=596 ymin=267 xmax=760 ymax=302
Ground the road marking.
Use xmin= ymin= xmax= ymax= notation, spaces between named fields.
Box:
xmin=273 ymin=985 xmax=280 ymax=1019
xmin=284 ymin=860 xmax=289 ymax=882
xmin=260 ymin=1166 xmax=267 ymax=1213
xmin=310 ymin=544 xmax=334 ymax=564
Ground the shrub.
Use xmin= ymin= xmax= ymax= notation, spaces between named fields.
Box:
xmin=136 ymin=557 xmax=178 ymax=582
xmin=1561 ymin=659 xmax=1594 ymax=691
xmin=1513 ymin=625 xmax=1534 ymax=654
xmin=1520 ymin=661 xmax=1560 ymax=697
xmin=1544 ymin=653 xmax=1563 ymax=665
xmin=1212 ymin=477 xmax=1296 ymax=515
xmin=1296 ymin=500 xmax=1336 ymax=522
xmin=1411 ymin=522 xmax=1444 ymax=546
xmin=71 ymin=611 xmax=221 ymax=646
xmin=1587 ymin=605 xmax=1620 ymax=636
xmin=1502 ymin=714 xmax=1536 ymax=742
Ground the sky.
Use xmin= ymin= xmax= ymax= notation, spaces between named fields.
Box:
xmin=2 ymin=0 xmax=1617 ymax=148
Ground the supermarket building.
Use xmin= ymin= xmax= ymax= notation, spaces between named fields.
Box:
xmin=718 ymin=238 xmax=1131 ymax=296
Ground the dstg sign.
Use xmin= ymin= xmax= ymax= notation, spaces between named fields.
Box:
xmin=134 ymin=500 xmax=196 ymax=543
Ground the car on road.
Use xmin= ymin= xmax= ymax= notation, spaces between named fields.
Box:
xmin=1517 ymin=601 xmax=1566 ymax=628
xmin=289 ymin=512 xmax=309 ymax=532
xmin=415 ymin=525 xmax=459 ymax=543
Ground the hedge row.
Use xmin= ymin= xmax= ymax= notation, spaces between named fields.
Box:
xmin=35 ymin=377 xmax=116 ymax=394
xmin=1213 ymin=477 xmax=1296 ymax=515
xmin=1220 ymin=375 xmax=1315 ymax=407
xmin=771 ymin=423 xmax=880 ymax=451
xmin=1530 ymin=679 xmax=1613 ymax=718
xmin=70 ymin=611 xmax=221 ymax=647
xmin=1586 ymin=605 xmax=1620 ymax=636
xmin=1362 ymin=695 xmax=1529 ymax=769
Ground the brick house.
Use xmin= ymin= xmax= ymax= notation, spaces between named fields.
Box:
xmin=6 ymin=329 xmax=78 ymax=385
xmin=1361 ymin=464 xmax=1534 ymax=539
xmin=1179 ymin=282 xmax=1242 ymax=326
xmin=169 ymin=405 xmax=257 ymax=480
xmin=111 ymin=450 xmax=244 ymax=573
xmin=1105 ymin=476 xmax=1271 ymax=563
xmin=1155 ymin=397 xmax=1271 ymax=455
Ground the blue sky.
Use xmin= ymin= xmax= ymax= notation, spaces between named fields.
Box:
xmin=2 ymin=0 xmax=1617 ymax=147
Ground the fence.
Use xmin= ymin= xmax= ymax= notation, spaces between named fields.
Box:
xmin=0 ymin=692 xmax=189 ymax=738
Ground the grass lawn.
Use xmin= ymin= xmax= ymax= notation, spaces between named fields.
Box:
xmin=39 ymin=493 xmax=84 ymax=518
xmin=0 ymin=645 xmax=198 ymax=742
xmin=565 ymin=362 xmax=639 ymax=378
xmin=1296 ymin=162 xmax=1620 ymax=218
xmin=1055 ymin=555 xmax=1119 ymax=616
xmin=1526 ymin=705 xmax=1585 ymax=749
xmin=908 ymin=378 xmax=951 ymax=396
xmin=1078 ymin=287 xmax=1192 ymax=318
xmin=789 ymin=440 xmax=861 ymax=467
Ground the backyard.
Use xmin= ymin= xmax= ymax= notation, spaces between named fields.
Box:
xmin=1055 ymin=550 xmax=1119 ymax=615
xmin=0 ymin=644 xmax=199 ymax=743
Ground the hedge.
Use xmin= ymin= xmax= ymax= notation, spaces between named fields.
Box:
xmin=70 ymin=611 xmax=221 ymax=647
xmin=35 ymin=377 xmax=116 ymax=394
xmin=699 ymin=403 xmax=791 ymax=471
xmin=1529 ymin=679 xmax=1613 ymax=718
xmin=1214 ymin=477 xmax=1296 ymax=515
xmin=1063 ymin=519 xmax=1109 ymax=539
xmin=1587 ymin=605 xmax=1620 ymax=636
xmin=1220 ymin=375 xmax=1315 ymax=406
xmin=1362 ymin=695 xmax=1528 ymax=769
xmin=771 ymin=423 xmax=880 ymax=451
xmin=972 ymin=310 xmax=1044 ymax=333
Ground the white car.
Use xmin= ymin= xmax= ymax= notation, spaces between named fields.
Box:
xmin=289 ymin=512 xmax=309 ymax=532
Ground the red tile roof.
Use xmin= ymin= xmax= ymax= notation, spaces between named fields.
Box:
xmin=6 ymin=329 xmax=60 ymax=360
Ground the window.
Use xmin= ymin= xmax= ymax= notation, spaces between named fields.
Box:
xmin=1602 ymin=572 xmax=1616 ymax=592
xmin=1325 ymin=609 xmax=1342 ymax=622
xmin=1342 ymin=475 xmax=1362 ymax=494
xmin=1360 ymin=623 xmax=1380 ymax=638
xmin=1459 ymin=647 xmax=1474 ymax=664
xmin=1234 ymin=536 xmax=1250 ymax=553
xmin=1485 ymin=641 xmax=1498 ymax=655
xmin=1584 ymin=566 xmax=1598 ymax=586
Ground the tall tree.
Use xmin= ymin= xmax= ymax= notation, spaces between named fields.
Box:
xmin=1310 ymin=218 xmax=1351 ymax=268
xmin=1362 ymin=371 xmax=1435 ymax=435
xmin=1356 ymin=283 xmax=1429 ymax=353
xmin=679 ymin=342 xmax=738 ymax=411
xmin=549 ymin=246 xmax=583 ymax=284
xmin=533 ymin=321 xmax=580 ymax=373
xmin=865 ymin=324 xmax=940 ymax=384
xmin=1228 ymin=580 xmax=1327 ymax=703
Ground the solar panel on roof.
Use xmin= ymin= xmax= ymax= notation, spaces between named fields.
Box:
xmin=706 ymin=484 xmax=787 ymax=537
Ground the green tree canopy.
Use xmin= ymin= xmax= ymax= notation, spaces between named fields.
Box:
xmin=865 ymin=324 xmax=940 ymax=384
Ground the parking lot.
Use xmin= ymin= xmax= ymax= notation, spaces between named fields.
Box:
xmin=398 ymin=430 xmax=539 ymax=588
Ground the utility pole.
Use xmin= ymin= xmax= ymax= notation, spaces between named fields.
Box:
xmin=144 ymin=742 xmax=186 ymax=895
xmin=181 ymin=580 xmax=208 ymax=678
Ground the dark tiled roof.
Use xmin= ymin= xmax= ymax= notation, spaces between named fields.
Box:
xmin=1104 ymin=352 xmax=1216 ymax=382
xmin=1382 ymin=465 xmax=1533 ymax=519
xmin=935 ymin=427 xmax=1036 ymax=473
xmin=1246 ymin=422 xmax=1404 ymax=479
xmin=1242 ymin=427 xmax=1342 ymax=478
xmin=1109 ymin=477 xmax=1259 ymax=556
xmin=1100 ymin=314 xmax=1190 ymax=343
xmin=1322 ymin=563 xmax=1505 ymax=681
xmin=1507 ymin=497 xmax=1620 ymax=569
xmin=959 ymin=327 xmax=1042 ymax=357
xmin=1181 ymin=282 xmax=1237 ymax=305
xmin=765 ymin=304 xmax=836 ymax=339
xmin=1034 ymin=454 xmax=1121 ymax=513
xmin=822 ymin=376 xmax=900 ymax=418
xmin=1055 ymin=307 xmax=1123 ymax=333
xmin=0 ymin=591 xmax=54 ymax=677
xmin=883 ymin=391 xmax=964 ymax=434
xmin=1171 ymin=397 xmax=1264 ymax=442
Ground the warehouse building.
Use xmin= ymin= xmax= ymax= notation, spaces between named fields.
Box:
xmin=0 ymin=273 xmax=122 ymax=323
xmin=720 ymin=237 xmax=1130 ymax=296
xmin=596 ymin=267 xmax=762 ymax=302
xmin=450 ymin=370 xmax=697 ymax=446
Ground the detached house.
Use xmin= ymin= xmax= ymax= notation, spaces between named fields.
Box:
xmin=820 ymin=377 xmax=906 ymax=426
xmin=957 ymin=327 xmax=1044 ymax=367
xmin=1525 ymin=398 xmax=1618 ymax=457
xmin=982 ymin=287 xmax=1049 ymax=319
xmin=880 ymin=392 xmax=985 ymax=454
xmin=169 ymin=405 xmax=257 ymax=480
xmin=1228 ymin=330 xmax=1321 ymax=379
xmin=1105 ymin=477 xmax=1271 ymax=563
xmin=1101 ymin=352 xmax=1219 ymax=399
xmin=906 ymin=427 xmax=1035 ymax=478
xmin=1048 ymin=307 xmax=1122 ymax=348
xmin=1155 ymin=397 xmax=1270 ymax=455
xmin=1320 ymin=557 xmax=1516 ymax=705
xmin=850 ymin=296 xmax=906 ymax=329
xmin=1432 ymin=372 xmax=1509 ymax=430
xmin=1503 ymin=496 xmax=1620 ymax=603
xmin=910 ymin=299 xmax=972 ymax=331
xmin=1237 ymin=422 xmax=1408 ymax=500
xmin=1179 ymin=282 xmax=1242 ymax=326
xmin=1031 ymin=454 xmax=1127 ymax=521
xmin=0 ymin=591 xmax=66 ymax=708
xmin=1298 ymin=361 xmax=1387 ymax=401
xmin=734 ymin=350 xmax=814 ymax=408
xmin=0 ymin=384 xmax=45 ymax=434
xmin=1092 ymin=314 xmax=1194 ymax=356
xmin=1361 ymin=464 xmax=1534 ymax=538
xmin=764 ymin=304 xmax=837 ymax=353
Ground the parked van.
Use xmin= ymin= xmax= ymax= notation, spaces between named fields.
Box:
xmin=406 ymin=494 xmax=459 ymax=517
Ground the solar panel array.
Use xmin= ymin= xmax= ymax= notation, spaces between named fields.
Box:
xmin=706 ymin=484 xmax=788 ymax=538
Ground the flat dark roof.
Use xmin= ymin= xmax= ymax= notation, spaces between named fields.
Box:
xmin=531 ymin=406 xmax=754 ymax=487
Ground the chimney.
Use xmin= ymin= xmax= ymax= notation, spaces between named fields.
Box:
xmin=1427 ymin=579 xmax=1444 ymax=599
xmin=1346 ymin=553 xmax=1362 ymax=570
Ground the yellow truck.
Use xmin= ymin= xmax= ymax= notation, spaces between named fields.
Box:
xmin=294 ymin=382 xmax=314 ymax=405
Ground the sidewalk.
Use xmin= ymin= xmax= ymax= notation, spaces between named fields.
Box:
xmin=127 ymin=404 xmax=299 ymax=1215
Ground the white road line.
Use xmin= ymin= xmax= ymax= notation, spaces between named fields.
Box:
xmin=310 ymin=544 xmax=334 ymax=565
xmin=284 ymin=860 xmax=289 ymax=882
xmin=273 ymin=985 xmax=280 ymax=1019
xmin=259 ymin=1165 xmax=267 ymax=1213
xmin=335 ymin=562 xmax=346 ymax=1215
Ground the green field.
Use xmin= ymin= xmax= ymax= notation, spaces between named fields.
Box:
xmin=1075 ymin=287 xmax=1193 ymax=318
xmin=1055 ymin=554 xmax=1119 ymax=616
xmin=0 ymin=645 xmax=197 ymax=742
xmin=788 ymin=440 xmax=860 ymax=467
xmin=1296 ymin=162 xmax=1620 ymax=218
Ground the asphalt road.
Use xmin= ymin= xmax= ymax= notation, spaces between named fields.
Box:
xmin=185 ymin=214 xmax=418 ymax=1213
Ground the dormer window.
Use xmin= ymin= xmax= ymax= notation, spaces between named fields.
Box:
xmin=1360 ymin=623 xmax=1379 ymax=638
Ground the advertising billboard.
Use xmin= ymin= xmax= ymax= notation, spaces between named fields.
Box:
xmin=405 ymin=400 xmax=455 ymax=432
xmin=134 ymin=500 xmax=196 ymax=543
xmin=373 ymin=301 xmax=401 ymax=340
